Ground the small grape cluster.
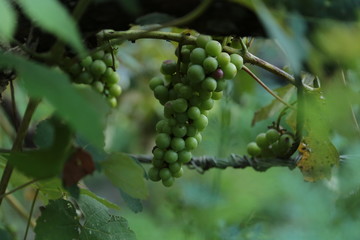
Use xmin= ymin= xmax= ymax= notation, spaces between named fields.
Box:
xmin=148 ymin=35 xmax=243 ymax=187
xmin=247 ymin=128 xmax=295 ymax=158
xmin=63 ymin=48 xmax=122 ymax=107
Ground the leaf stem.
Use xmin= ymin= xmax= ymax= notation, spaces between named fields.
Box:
xmin=0 ymin=98 xmax=40 ymax=206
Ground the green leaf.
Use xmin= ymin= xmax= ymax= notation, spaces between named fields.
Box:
xmin=0 ymin=52 xmax=107 ymax=148
xmin=101 ymin=153 xmax=149 ymax=200
xmin=119 ymin=189 xmax=143 ymax=213
xmin=252 ymin=84 xmax=295 ymax=125
xmin=34 ymin=119 xmax=56 ymax=148
xmin=0 ymin=228 xmax=12 ymax=240
xmin=78 ymin=194 xmax=137 ymax=240
xmin=80 ymin=189 xmax=121 ymax=210
xmin=36 ymin=178 xmax=65 ymax=203
xmin=34 ymin=199 xmax=80 ymax=240
xmin=16 ymin=0 xmax=85 ymax=54
xmin=0 ymin=0 xmax=17 ymax=41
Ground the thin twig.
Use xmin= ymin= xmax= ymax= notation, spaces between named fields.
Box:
xmin=24 ymin=189 xmax=39 ymax=240
xmin=242 ymin=66 xmax=295 ymax=109
xmin=0 ymin=178 xmax=40 ymax=200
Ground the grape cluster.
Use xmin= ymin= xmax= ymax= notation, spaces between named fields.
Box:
xmin=247 ymin=128 xmax=295 ymax=158
xmin=63 ymin=48 xmax=122 ymax=107
xmin=148 ymin=35 xmax=244 ymax=187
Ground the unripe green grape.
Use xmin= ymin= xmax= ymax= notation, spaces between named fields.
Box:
xmin=178 ymin=150 xmax=192 ymax=163
xmin=180 ymin=48 xmax=191 ymax=63
xmin=199 ymin=98 xmax=214 ymax=111
xmin=105 ymin=70 xmax=120 ymax=85
xmin=203 ymin=56 xmax=218 ymax=73
xmin=205 ymin=40 xmax=222 ymax=57
xmin=164 ymin=103 xmax=174 ymax=118
xmin=185 ymin=137 xmax=198 ymax=150
xmin=222 ymin=62 xmax=237 ymax=79
xmin=190 ymin=48 xmax=207 ymax=65
xmin=187 ymin=65 xmax=205 ymax=83
xmin=174 ymin=82 xmax=184 ymax=92
xmin=270 ymin=141 xmax=282 ymax=155
xmin=266 ymin=128 xmax=281 ymax=143
xmin=193 ymin=114 xmax=208 ymax=130
xmin=80 ymin=56 xmax=93 ymax=68
xmin=159 ymin=168 xmax=172 ymax=180
xmin=148 ymin=167 xmax=161 ymax=181
xmin=171 ymin=98 xmax=188 ymax=113
xmin=162 ymin=176 xmax=174 ymax=187
xmin=107 ymin=96 xmax=117 ymax=108
xmin=103 ymin=53 xmax=115 ymax=67
xmin=230 ymin=54 xmax=244 ymax=70
xmin=68 ymin=63 xmax=82 ymax=76
xmin=171 ymin=137 xmax=185 ymax=152
xmin=92 ymin=50 xmax=105 ymax=60
xmin=153 ymin=85 xmax=169 ymax=104
xmin=90 ymin=60 xmax=107 ymax=77
xmin=278 ymin=133 xmax=294 ymax=150
xmin=201 ymin=77 xmax=217 ymax=92
xmin=178 ymin=85 xmax=193 ymax=99
xmin=161 ymin=60 xmax=177 ymax=75
xmin=247 ymin=142 xmax=261 ymax=157
xmin=180 ymin=62 xmax=189 ymax=73
xmin=189 ymin=96 xmax=201 ymax=107
xmin=156 ymin=119 xmax=172 ymax=134
xmin=186 ymin=125 xmax=198 ymax=137
xmin=174 ymin=112 xmax=188 ymax=124
xmin=149 ymin=76 xmax=164 ymax=90
xmin=195 ymin=132 xmax=202 ymax=143
xmin=164 ymin=150 xmax=178 ymax=163
xmin=196 ymin=34 xmax=212 ymax=48
xmin=215 ymin=79 xmax=226 ymax=92
xmin=211 ymin=91 xmax=223 ymax=100
xmin=169 ymin=162 xmax=181 ymax=173
xmin=217 ymin=52 xmax=231 ymax=67
xmin=93 ymin=81 xmax=104 ymax=93
xmin=187 ymin=106 xmax=201 ymax=120
xmin=76 ymin=71 xmax=93 ymax=84
xmin=172 ymin=124 xmax=187 ymax=138
xmin=172 ymin=167 xmax=184 ymax=178
xmin=152 ymin=157 xmax=165 ymax=168
xmin=168 ymin=89 xmax=177 ymax=101
xmin=199 ymin=90 xmax=212 ymax=101
xmin=201 ymin=109 xmax=209 ymax=116
xmin=155 ymin=133 xmax=171 ymax=149
xmin=109 ymin=84 xmax=122 ymax=97
xmin=255 ymin=133 xmax=270 ymax=149
xmin=153 ymin=147 xmax=165 ymax=160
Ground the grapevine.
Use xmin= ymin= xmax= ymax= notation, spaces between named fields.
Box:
xmin=148 ymin=35 xmax=243 ymax=187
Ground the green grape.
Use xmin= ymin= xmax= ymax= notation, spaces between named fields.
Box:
xmin=105 ymin=69 xmax=120 ymax=85
xmin=187 ymin=65 xmax=205 ymax=83
xmin=172 ymin=124 xmax=187 ymax=137
xmin=162 ymin=176 xmax=174 ymax=187
xmin=159 ymin=168 xmax=172 ymax=180
xmin=174 ymin=112 xmax=188 ymax=124
xmin=189 ymin=96 xmax=201 ymax=107
xmin=196 ymin=34 xmax=212 ymax=48
xmin=205 ymin=40 xmax=222 ymax=57
xmin=164 ymin=150 xmax=178 ymax=163
xmin=76 ymin=71 xmax=93 ymax=84
xmin=215 ymin=79 xmax=226 ymax=92
xmin=222 ymin=62 xmax=237 ymax=79
xmin=178 ymin=150 xmax=192 ymax=163
xmin=255 ymin=133 xmax=269 ymax=149
xmin=161 ymin=60 xmax=177 ymax=75
xmin=195 ymin=132 xmax=202 ymax=143
xmin=201 ymin=77 xmax=217 ymax=92
xmin=153 ymin=85 xmax=169 ymax=104
xmin=186 ymin=125 xmax=198 ymax=137
xmin=270 ymin=141 xmax=282 ymax=156
xmin=172 ymin=167 xmax=184 ymax=178
xmin=156 ymin=119 xmax=172 ymax=134
xmin=155 ymin=133 xmax=171 ymax=149
xmin=92 ymin=50 xmax=105 ymax=60
xmin=153 ymin=147 xmax=165 ymax=160
xmin=199 ymin=90 xmax=212 ymax=101
xmin=69 ymin=63 xmax=82 ymax=76
xmin=152 ymin=157 xmax=165 ymax=168
xmin=170 ymin=137 xmax=185 ymax=152
xmin=266 ymin=129 xmax=281 ymax=143
xmin=203 ymin=57 xmax=218 ymax=73
xmin=80 ymin=56 xmax=93 ymax=68
xmin=193 ymin=114 xmax=208 ymax=130
xmin=164 ymin=103 xmax=174 ymax=118
xmin=169 ymin=162 xmax=182 ymax=173
xmin=247 ymin=142 xmax=261 ymax=157
xmin=199 ymin=98 xmax=214 ymax=110
xmin=149 ymin=76 xmax=164 ymax=90
xmin=170 ymin=98 xmax=188 ymax=113
xmin=187 ymin=106 xmax=201 ymax=120
xmin=178 ymin=85 xmax=193 ymax=99
xmin=107 ymin=97 xmax=117 ymax=108
xmin=278 ymin=134 xmax=294 ymax=150
xmin=230 ymin=54 xmax=244 ymax=70
xmin=211 ymin=91 xmax=223 ymax=100
xmin=103 ymin=53 xmax=115 ymax=67
xmin=185 ymin=137 xmax=198 ymax=150
xmin=190 ymin=48 xmax=207 ymax=65
xmin=90 ymin=60 xmax=107 ymax=77
xmin=148 ymin=167 xmax=161 ymax=182
xmin=109 ymin=84 xmax=122 ymax=97
xmin=180 ymin=48 xmax=191 ymax=63
xmin=93 ymin=81 xmax=104 ymax=93
xmin=217 ymin=52 xmax=231 ymax=67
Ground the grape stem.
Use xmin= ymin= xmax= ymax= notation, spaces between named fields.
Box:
xmin=100 ymin=30 xmax=296 ymax=85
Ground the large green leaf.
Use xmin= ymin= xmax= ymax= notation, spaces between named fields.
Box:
xmin=119 ymin=189 xmax=143 ymax=213
xmin=80 ymin=189 xmax=121 ymax=210
xmin=34 ymin=199 xmax=80 ymax=240
xmin=0 ymin=0 xmax=17 ymax=41
xmin=0 ymin=52 xmax=107 ymax=148
xmin=16 ymin=0 xmax=85 ymax=54
xmin=78 ymin=194 xmax=137 ymax=240
xmin=101 ymin=153 xmax=149 ymax=200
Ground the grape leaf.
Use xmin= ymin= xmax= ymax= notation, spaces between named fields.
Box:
xmin=119 ymin=189 xmax=143 ymax=213
xmin=34 ymin=199 xmax=80 ymax=240
xmin=0 ymin=52 xmax=107 ymax=148
xmin=78 ymin=194 xmax=136 ymax=240
xmin=16 ymin=0 xmax=85 ymax=54
xmin=0 ymin=0 xmax=17 ymax=42
xmin=101 ymin=153 xmax=149 ymax=200
xmin=34 ymin=119 xmax=56 ymax=148
xmin=80 ymin=189 xmax=120 ymax=211
xmin=36 ymin=178 xmax=65 ymax=203
xmin=252 ymin=84 xmax=295 ymax=125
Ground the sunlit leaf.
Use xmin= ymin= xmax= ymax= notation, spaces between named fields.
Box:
xmin=36 ymin=178 xmax=65 ymax=203
xmin=0 ymin=0 xmax=17 ymax=41
xmin=16 ymin=0 xmax=85 ymax=54
xmin=101 ymin=152 xmax=149 ymax=200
